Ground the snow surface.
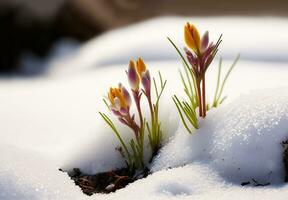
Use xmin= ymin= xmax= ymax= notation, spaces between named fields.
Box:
xmin=152 ymin=88 xmax=288 ymax=184
xmin=1 ymin=16 xmax=288 ymax=199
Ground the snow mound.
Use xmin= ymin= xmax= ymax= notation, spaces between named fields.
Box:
xmin=108 ymin=163 xmax=225 ymax=200
xmin=153 ymin=88 xmax=288 ymax=184
xmin=104 ymin=163 xmax=288 ymax=200
xmin=0 ymin=144 xmax=86 ymax=200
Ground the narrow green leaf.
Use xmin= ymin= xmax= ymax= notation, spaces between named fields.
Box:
xmin=167 ymin=37 xmax=190 ymax=69
xmin=153 ymin=77 xmax=159 ymax=97
xmin=213 ymin=58 xmax=222 ymax=107
xmin=217 ymin=54 xmax=240 ymax=102
xmin=99 ymin=112 xmax=131 ymax=163
xmin=172 ymin=96 xmax=192 ymax=133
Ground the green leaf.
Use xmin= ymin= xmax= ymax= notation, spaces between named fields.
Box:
xmin=217 ymin=54 xmax=240 ymax=102
xmin=99 ymin=112 xmax=132 ymax=165
xmin=212 ymin=58 xmax=222 ymax=107
xmin=167 ymin=37 xmax=190 ymax=69
xmin=172 ymin=95 xmax=192 ymax=133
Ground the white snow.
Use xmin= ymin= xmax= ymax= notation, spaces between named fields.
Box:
xmin=1 ymin=16 xmax=288 ymax=199
xmin=152 ymin=88 xmax=288 ymax=184
xmin=0 ymin=144 xmax=85 ymax=200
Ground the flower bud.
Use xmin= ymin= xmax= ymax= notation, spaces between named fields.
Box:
xmin=141 ymin=70 xmax=151 ymax=95
xmin=128 ymin=60 xmax=140 ymax=91
xmin=136 ymin=58 xmax=146 ymax=77
xmin=184 ymin=23 xmax=200 ymax=52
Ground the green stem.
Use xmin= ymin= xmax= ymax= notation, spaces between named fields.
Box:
xmin=147 ymin=94 xmax=154 ymax=123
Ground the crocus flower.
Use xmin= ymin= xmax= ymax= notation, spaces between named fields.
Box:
xmin=184 ymin=23 xmax=200 ymax=53
xmin=184 ymin=23 xmax=222 ymax=118
xmin=184 ymin=23 xmax=221 ymax=77
xmin=128 ymin=60 xmax=140 ymax=91
xmin=141 ymin=70 xmax=151 ymax=96
xmin=136 ymin=58 xmax=146 ymax=77
xmin=108 ymin=84 xmax=131 ymax=115
xmin=128 ymin=58 xmax=151 ymax=97
xmin=137 ymin=58 xmax=151 ymax=96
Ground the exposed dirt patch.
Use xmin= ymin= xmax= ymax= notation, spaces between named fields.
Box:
xmin=282 ymin=140 xmax=288 ymax=182
xmin=60 ymin=167 xmax=149 ymax=195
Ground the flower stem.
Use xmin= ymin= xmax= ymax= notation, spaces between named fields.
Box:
xmin=197 ymin=80 xmax=203 ymax=117
xmin=133 ymin=91 xmax=144 ymax=126
xmin=202 ymin=75 xmax=206 ymax=118
xmin=125 ymin=113 xmax=139 ymax=138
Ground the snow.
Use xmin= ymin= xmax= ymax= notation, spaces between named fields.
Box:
xmin=0 ymin=144 xmax=85 ymax=200
xmin=43 ymin=16 xmax=288 ymax=77
xmin=1 ymin=16 xmax=288 ymax=199
xmin=152 ymin=88 xmax=288 ymax=184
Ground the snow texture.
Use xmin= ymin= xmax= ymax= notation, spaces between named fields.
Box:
xmin=1 ymin=16 xmax=288 ymax=199
xmin=152 ymin=88 xmax=288 ymax=184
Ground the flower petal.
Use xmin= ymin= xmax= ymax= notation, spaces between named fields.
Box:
xmin=184 ymin=47 xmax=197 ymax=66
xmin=184 ymin=23 xmax=200 ymax=52
xmin=141 ymin=70 xmax=151 ymax=95
xmin=201 ymin=31 xmax=209 ymax=53
xmin=121 ymin=84 xmax=132 ymax=107
xmin=114 ymin=98 xmax=121 ymax=111
xmin=128 ymin=60 xmax=140 ymax=91
xmin=136 ymin=58 xmax=146 ymax=77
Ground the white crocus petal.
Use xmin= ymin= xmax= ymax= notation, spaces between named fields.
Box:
xmin=114 ymin=98 xmax=121 ymax=111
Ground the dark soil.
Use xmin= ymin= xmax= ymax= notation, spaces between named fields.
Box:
xmin=282 ymin=140 xmax=288 ymax=182
xmin=60 ymin=167 xmax=149 ymax=195
xmin=241 ymin=179 xmax=270 ymax=187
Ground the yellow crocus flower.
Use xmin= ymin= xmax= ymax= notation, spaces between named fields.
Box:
xmin=184 ymin=23 xmax=200 ymax=53
xmin=108 ymin=86 xmax=128 ymax=111
xmin=136 ymin=58 xmax=146 ymax=77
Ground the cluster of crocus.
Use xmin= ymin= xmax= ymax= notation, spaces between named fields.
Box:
xmin=128 ymin=59 xmax=166 ymax=156
xmin=168 ymin=23 xmax=238 ymax=133
xmin=100 ymin=58 xmax=166 ymax=171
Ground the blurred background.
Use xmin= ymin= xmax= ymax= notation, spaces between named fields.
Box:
xmin=0 ymin=0 xmax=288 ymax=75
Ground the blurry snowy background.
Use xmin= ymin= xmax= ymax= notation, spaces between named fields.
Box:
xmin=0 ymin=0 xmax=288 ymax=74
xmin=1 ymin=1 xmax=288 ymax=200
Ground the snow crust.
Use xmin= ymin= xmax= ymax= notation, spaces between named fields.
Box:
xmin=1 ymin=16 xmax=288 ymax=199
xmin=152 ymin=88 xmax=288 ymax=184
